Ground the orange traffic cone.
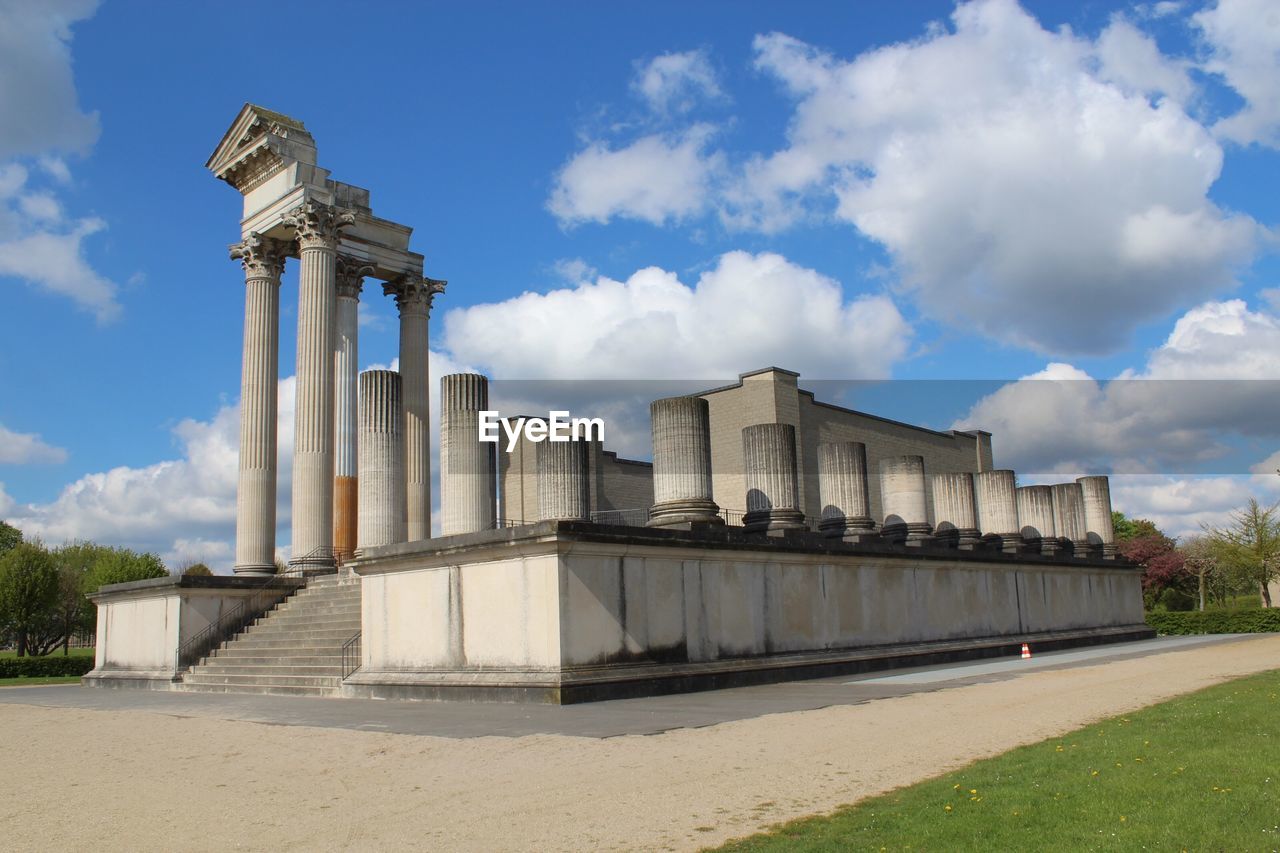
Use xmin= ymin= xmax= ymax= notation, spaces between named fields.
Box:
xmin=1021 ymin=643 xmax=1032 ymax=659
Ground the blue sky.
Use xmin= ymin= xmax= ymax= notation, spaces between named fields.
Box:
xmin=2 ymin=0 xmax=1279 ymax=568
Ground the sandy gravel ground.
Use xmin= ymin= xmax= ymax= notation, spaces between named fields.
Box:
xmin=3 ymin=635 xmax=1279 ymax=852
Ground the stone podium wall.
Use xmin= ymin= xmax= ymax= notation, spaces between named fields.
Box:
xmin=347 ymin=523 xmax=1147 ymax=703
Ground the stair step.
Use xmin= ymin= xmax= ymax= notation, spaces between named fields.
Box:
xmin=179 ymin=682 xmax=336 ymax=697
xmin=206 ymin=654 xmax=344 ymax=666
xmin=182 ymin=673 xmax=342 ymax=688
xmin=193 ymin=664 xmax=343 ymax=676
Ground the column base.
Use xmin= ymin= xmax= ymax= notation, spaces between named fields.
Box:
xmin=743 ymin=508 xmax=807 ymax=536
xmin=881 ymin=522 xmax=934 ymax=547
xmin=234 ymin=563 xmax=277 ymax=577
xmin=647 ymin=499 xmax=725 ymax=528
xmin=289 ymin=553 xmax=337 ymax=572
xmin=819 ymin=516 xmax=878 ymax=544
xmin=982 ymin=533 xmax=1026 ymax=554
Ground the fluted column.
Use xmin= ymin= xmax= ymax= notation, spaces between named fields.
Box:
xmin=284 ymin=201 xmax=353 ymax=570
xmin=230 ymin=233 xmax=287 ymax=575
xmin=879 ymin=456 xmax=932 ymax=545
xmin=537 ymin=439 xmax=590 ymax=521
xmin=357 ymin=370 xmax=406 ymax=549
xmin=742 ymin=423 xmax=806 ymax=535
xmin=1052 ymin=482 xmax=1090 ymax=558
xmin=817 ymin=441 xmax=876 ymax=542
xmin=1078 ymin=476 xmax=1117 ymax=559
xmin=648 ymin=396 xmax=722 ymax=527
xmin=1016 ymin=485 xmax=1058 ymax=555
xmin=385 ymin=276 xmax=447 ymax=540
xmin=441 ymin=374 xmax=496 ymax=535
xmin=932 ymin=472 xmax=979 ymax=548
xmin=333 ymin=257 xmax=372 ymax=562
xmin=975 ymin=469 xmax=1022 ymax=552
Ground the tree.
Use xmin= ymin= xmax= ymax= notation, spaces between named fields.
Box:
xmin=1205 ymin=499 xmax=1280 ymax=608
xmin=1113 ymin=511 xmax=1160 ymax=542
xmin=34 ymin=542 xmax=103 ymax=656
xmin=0 ymin=521 xmax=21 ymax=557
xmin=179 ymin=562 xmax=212 ymax=577
xmin=1118 ymin=524 xmax=1188 ymax=607
xmin=1179 ymin=535 xmax=1220 ymax=612
xmin=0 ymin=542 xmax=59 ymax=656
xmin=84 ymin=547 xmax=168 ymax=593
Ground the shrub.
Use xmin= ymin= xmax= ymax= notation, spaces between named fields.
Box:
xmin=1146 ymin=609 xmax=1280 ymax=635
xmin=0 ymin=655 xmax=94 ymax=678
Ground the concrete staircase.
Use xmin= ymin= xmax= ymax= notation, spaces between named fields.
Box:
xmin=179 ymin=574 xmax=360 ymax=696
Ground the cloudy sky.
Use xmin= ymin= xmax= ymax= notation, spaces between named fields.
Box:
xmin=1 ymin=0 xmax=1278 ymax=568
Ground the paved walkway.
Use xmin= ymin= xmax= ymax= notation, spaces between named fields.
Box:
xmin=0 ymin=634 xmax=1247 ymax=738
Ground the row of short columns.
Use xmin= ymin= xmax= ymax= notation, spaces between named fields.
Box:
xmin=638 ymin=396 xmax=1116 ymax=557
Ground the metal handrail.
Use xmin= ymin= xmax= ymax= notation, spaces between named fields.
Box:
xmin=341 ymin=632 xmax=362 ymax=680
xmin=174 ymin=568 xmax=306 ymax=673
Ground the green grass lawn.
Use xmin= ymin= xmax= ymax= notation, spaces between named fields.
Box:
xmin=714 ymin=669 xmax=1280 ymax=852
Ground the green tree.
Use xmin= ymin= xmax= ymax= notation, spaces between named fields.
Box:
xmin=0 ymin=541 xmax=59 ymax=656
xmin=1205 ymin=499 xmax=1280 ymax=608
xmin=84 ymin=547 xmax=168 ymax=593
xmin=179 ymin=562 xmax=213 ymax=577
xmin=36 ymin=541 xmax=104 ymax=656
xmin=0 ymin=521 xmax=21 ymax=556
xmin=1112 ymin=510 xmax=1160 ymax=542
xmin=1179 ymin=535 xmax=1221 ymax=612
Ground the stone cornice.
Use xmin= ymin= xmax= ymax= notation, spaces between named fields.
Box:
xmin=336 ymin=256 xmax=374 ymax=299
xmin=283 ymin=200 xmax=355 ymax=250
xmin=229 ymin=232 xmax=288 ymax=280
xmin=383 ymin=275 xmax=447 ymax=316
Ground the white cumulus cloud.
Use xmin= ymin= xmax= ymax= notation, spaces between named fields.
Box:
xmin=1195 ymin=0 xmax=1280 ymax=148
xmin=729 ymin=0 xmax=1258 ymax=354
xmin=0 ymin=423 xmax=68 ymax=464
xmin=632 ymin=49 xmax=723 ymax=115
xmin=441 ymin=250 xmax=912 ymax=380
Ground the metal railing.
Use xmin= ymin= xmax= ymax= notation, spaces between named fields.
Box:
xmin=341 ymin=632 xmax=362 ymax=680
xmin=174 ymin=569 xmax=306 ymax=673
xmin=589 ymin=508 xmax=649 ymax=527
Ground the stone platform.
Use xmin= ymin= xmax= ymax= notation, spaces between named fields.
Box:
xmin=345 ymin=521 xmax=1150 ymax=704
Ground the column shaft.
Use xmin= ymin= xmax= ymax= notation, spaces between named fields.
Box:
xmin=333 ymin=259 xmax=368 ymax=562
xmin=441 ymin=373 xmax=497 ymax=535
xmin=1078 ymin=476 xmax=1117 ymax=558
xmin=817 ymin=441 xmax=875 ymax=541
xmin=742 ymin=423 xmax=806 ymax=534
xmin=879 ymin=455 xmax=932 ymax=544
xmin=931 ymin=472 xmax=979 ymax=547
xmin=648 ymin=396 xmax=721 ymax=527
xmin=231 ymin=234 xmax=285 ymax=575
xmin=974 ymin=469 xmax=1021 ymax=551
xmin=1016 ymin=485 xmax=1058 ymax=555
xmin=286 ymin=202 xmax=351 ymax=569
xmin=358 ymin=370 xmax=407 ymax=549
xmin=1052 ymin=482 xmax=1090 ymax=557
xmin=537 ymin=439 xmax=591 ymax=520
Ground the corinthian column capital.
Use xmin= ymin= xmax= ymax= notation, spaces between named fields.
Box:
xmin=283 ymin=200 xmax=355 ymax=250
xmin=383 ymin=275 xmax=447 ymax=316
xmin=229 ymin=232 xmax=288 ymax=280
xmin=336 ymin=256 xmax=374 ymax=300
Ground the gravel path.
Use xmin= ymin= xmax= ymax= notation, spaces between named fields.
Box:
xmin=3 ymin=634 xmax=1278 ymax=852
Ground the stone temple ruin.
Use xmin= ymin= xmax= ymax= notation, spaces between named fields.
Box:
xmin=84 ymin=106 xmax=1149 ymax=703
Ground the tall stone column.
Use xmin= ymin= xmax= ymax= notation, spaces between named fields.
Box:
xmin=817 ymin=441 xmax=876 ymax=542
xmin=1078 ymin=476 xmax=1117 ymax=559
xmin=385 ymin=276 xmax=447 ymax=540
xmin=230 ymin=233 xmax=287 ymax=575
xmin=1016 ymin=485 xmax=1058 ymax=555
xmin=284 ymin=201 xmax=353 ymax=570
xmin=1052 ymin=482 xmax=1090 ymax=557
xmin=333 ymin=257 xmax=372 ymax=562
xmin=975 ymin=469 xmax=1021 ymax=552
xmin=879 ymin=456 xmax=932 ymax=545
xmin=537 ymin=439 xmax=591 ymax=521
xmin=648 ymin=396 xmax=722 ymax=527
xmin=440 ymin=373 xmax=496 ymax=535
xmin=742 ymin=423 xmax=806 ymax=535
xmin=932 ymin=472 xmax=980 ymax=548
xmin=357 ymin=370 xmax=407 ymax=549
